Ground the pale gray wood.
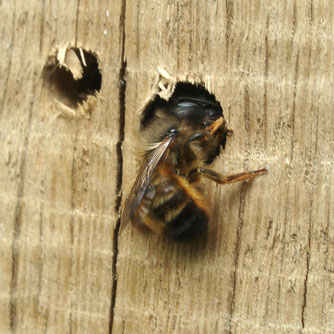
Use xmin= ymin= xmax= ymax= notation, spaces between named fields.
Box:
xmin=0 ymin=1 xmax=333 ymax=333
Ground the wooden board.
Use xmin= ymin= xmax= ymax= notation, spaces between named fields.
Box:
xmin=0 ymin=0 xmax=123 ymax=333
xmin=1 ymin=1 xmax=333 ymax=333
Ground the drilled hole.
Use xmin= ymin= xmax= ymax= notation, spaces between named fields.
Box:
xmin=43 ymin=48 xmax=101 ymax=109
xmin=141 ymin=82 xmax=228 ymax=164
xmin=141 ymin=82 xmax=223 ymax=128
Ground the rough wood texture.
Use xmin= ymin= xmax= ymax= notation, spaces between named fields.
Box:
xmin=1 ymin=1 xmax=333 ymax=333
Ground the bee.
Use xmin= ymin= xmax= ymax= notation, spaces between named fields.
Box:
xmin=121 ymin=84 xmax=267 ymax=239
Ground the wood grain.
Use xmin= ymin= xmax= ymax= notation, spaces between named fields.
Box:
xmin=0 ymin=0 xmax=123 ymax=333
xmin=1 ymin=0 xmax=333 ymax=333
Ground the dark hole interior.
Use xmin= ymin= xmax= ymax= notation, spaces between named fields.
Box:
xmin=141 ymin=82 xmax=227 ymax=164
xmin=44 ymin=48 xmax=101 ymax=108
xmin=141 ymin=82 xmax=223 ymax=129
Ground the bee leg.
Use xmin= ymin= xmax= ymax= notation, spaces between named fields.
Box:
xmin=190 ymin=167 xmax=267 ymax=184
xmin=205 ymin=117 xmax=224 ymax=136
xmin=184 ymin=124 xmax=226 ymax=163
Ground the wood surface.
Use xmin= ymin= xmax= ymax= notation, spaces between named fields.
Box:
xmin=1 ymin=1 xmax=333 ymax=333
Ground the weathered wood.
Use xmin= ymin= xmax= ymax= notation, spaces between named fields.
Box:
xmin=1 ymin=1 xmax=334 ymax=333
xmin=0 ymin=1 xmax=123 ymax=333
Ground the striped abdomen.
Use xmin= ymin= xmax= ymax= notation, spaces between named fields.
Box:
xmin=137 ymin=165 xmax=209 ymax=238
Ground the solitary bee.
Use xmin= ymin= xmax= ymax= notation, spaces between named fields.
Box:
xmin=121 ymin=84 xmax=266 ymax=239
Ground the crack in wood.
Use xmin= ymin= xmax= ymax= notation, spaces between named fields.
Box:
xmin=109 ymin=1 xmax=127 ymax=333
xmin=263 ymin=15 xmax=270 ymax=150
xmin=301 ymin=192 xmax=313 ymax=331
xmin=301 ymin=248 xmax=310 ymax=329
xmin=228 ymin=184 xmax=247 ymax=334
xmin=228 ymin=87 xmax=252 ymax=334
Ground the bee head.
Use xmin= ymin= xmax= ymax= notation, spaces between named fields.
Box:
xmin=141 ymin=82 xmax=229 ymax=164
xmin=168 ymin=97 xmax=223 ymax=128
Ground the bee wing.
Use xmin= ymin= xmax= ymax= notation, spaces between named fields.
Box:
xmin=120 ymin=134 xmax=176 ymax=232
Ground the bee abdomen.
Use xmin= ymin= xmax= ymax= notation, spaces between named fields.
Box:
xmin=152 ymin=190 xmax=187 ymax=221
xmin=149 ymin=170 xmax=209 ymax=238
xmin=165 ymin=200 xmax=208 ymax=238
xmin=151 ymin=187 xmax=208 ymax=238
